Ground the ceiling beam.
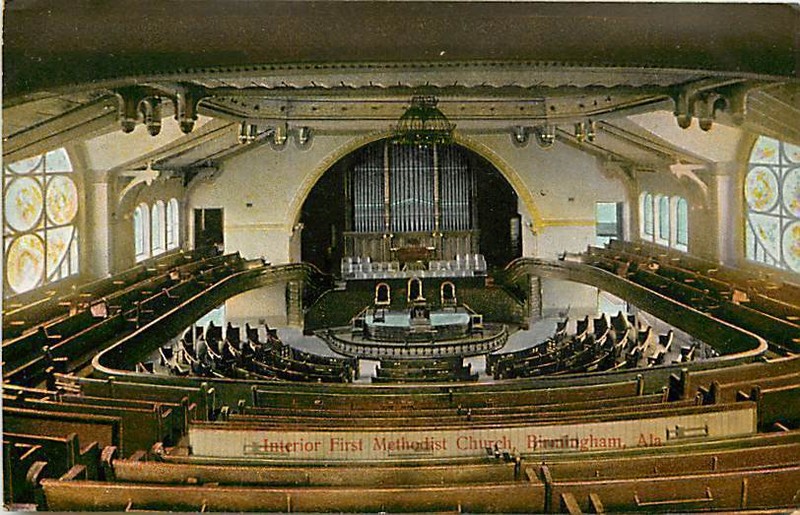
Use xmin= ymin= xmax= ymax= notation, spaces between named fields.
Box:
xmin=3 ymin=96 xmax=118 ymax=161
xmin=106 ymin=118 xmax=235 ymax=175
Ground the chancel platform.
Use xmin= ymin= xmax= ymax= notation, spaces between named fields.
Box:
xmin=320 ymin=304 xmax=508 ymax=360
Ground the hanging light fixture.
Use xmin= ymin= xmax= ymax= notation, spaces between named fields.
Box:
xmin=392 ymin=96 xmax=455 ymax=146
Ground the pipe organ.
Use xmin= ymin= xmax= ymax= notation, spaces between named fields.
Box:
xmin=345 ymin=141 xmax=478 ymax=263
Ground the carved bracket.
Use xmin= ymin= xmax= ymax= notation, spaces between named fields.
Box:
xmin=671 ymin=80 xmax=750 ymax=131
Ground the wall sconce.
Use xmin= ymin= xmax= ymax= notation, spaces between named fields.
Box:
xmin=295 ymin=126 xmax=312 ymax=149
xmin=271 ymin=122 xmax=288 ymax=148
xmin=238 ymin=121 xmax=259 ymax=144
xmin=511 ymin=126 xmax=529 ymax=147
xmin=533 ymin=125 xmax=556 ymax=149
xmin=586 ymin=120 xmax=596 ymax=142
xmin=574 ymin=122 xmax=586 ymax=142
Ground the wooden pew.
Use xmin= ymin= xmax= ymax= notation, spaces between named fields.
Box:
xmin=251 ymin=377 xmax=645 ymax=411
xmin=241 ymin=391 xmax=671 ymax=420
xmin=40 ymin=477 xmax=546 ymax=513
xmin=3 ymin=406 xmax=121 ymax=454
xmin=5 ymin=396 xmax=177 ymax=457
xmin=544 ymin=464 xmax=800 ymax=513
xmin=3 ymin=439 xmax=48 ymax=506
xmin=54 ymin=373 xmax=211 ymax=422
xmin=539 ymin=440 xmax=800 ymax=480
xmin=112 ymin=453 xmax=518 ymax=486
xmin=3 ymin=432 xmax=101 ymax=482
xmin=218 ymin=399 xmax=715 ymax=430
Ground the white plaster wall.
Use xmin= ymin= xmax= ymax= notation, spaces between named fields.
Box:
xmin=453 ymin=134 xmax=626 ymax=259
xmin=188 ymin=134 xmax=356 ymax=262
xmin=540 ymin=278 xmax=599 ymax=317
xmin=225 ymin=283 xmax=288 ymax=328
xmin=187 ymin=132 xmax=628 ymax=263
xmin=83 ymin=117 xmax=213 ymax=171
xmin=628 ymin=111 xmax=744 ymax=163
xmin=536 ymin=225 xmax=598 ymax=259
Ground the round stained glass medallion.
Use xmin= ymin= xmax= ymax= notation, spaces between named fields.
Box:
xmin=782 ymin=168 xmax=800 ymax=218
xmin=6 ymin=156 xmax=42 ymax=174
xmin=46 ymin=175 xmax=78 ymax=225
xmin=6 ymin=234 xmax=45 ymax=293
xmin=745 ymin=167 xmax=779 ymax=212
xmin=4 ymin=177 xmax=44 ymax=231
xmin=782 ymin=221 xmax=800 ymax=272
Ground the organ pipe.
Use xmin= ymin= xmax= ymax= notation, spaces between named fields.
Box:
xmin=351 ymin=141 xmax=472 ymax=236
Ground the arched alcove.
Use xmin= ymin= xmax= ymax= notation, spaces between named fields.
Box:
xmin=299 ymin=138 xmax=521 ymax=274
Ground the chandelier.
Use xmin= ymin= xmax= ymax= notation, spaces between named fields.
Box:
xmin=392 ymin=96 xmax=455 ymax=146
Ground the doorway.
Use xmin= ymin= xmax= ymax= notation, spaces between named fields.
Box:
xmin=194 ymin=208 xmax=224 ymax=250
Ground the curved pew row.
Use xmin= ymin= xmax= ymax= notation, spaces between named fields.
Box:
xmin=3 ymin=252 xmax=246 ymax=387
xmin=486 ymin=312 xmax=695 ymax=380
xmin=2 ymin=249 xmax=227 ymax=364
xmin=108 ymin=427 xmax=800 ymax=485
xmin=37 ymin=465 xmax=800 ymax=513
xmin=184 ymin=402 xmax=758 ymax=462
xmin=2 ymin=247 xmax=218 ymax=340
xmin=607 ymin=239 xmax=800 ymax=311
xmin=582 ymin=243 xmax=800 ymax=352
xmin=86 ymin=259 xmax=769 ymax=410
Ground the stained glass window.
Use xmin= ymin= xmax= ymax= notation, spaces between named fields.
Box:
xmin=3 ymin=148 xmax=80 ymax=296
xmin=134 ymin=203 xmax=150 ymax=262
xmin=166 ymin=198 xmax=180 ymax=250
xmin=745 ymin=136 xmax=800 ymax=272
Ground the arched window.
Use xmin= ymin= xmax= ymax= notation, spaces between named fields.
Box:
xmin=641 ymin=193 xmax=654 ymax=237
xmin=657 ymin=195 xmax=670 ymax=243
xmin=639 ymin=191 xmax=689 ymax=252
xmin=745 ymin=136 xmax=800 ymax=272
xmin=151 ymin=201 xmax=166 ymax=255
xmin=3 ymin=148 xmax=80 ymax=296
xmin=134 ymin=203 xmax=150 ymax=262
xmin=166 ymin=198 xmax=180 ymax=250
xmin=676 ymin=197 xmax=688 ymax=250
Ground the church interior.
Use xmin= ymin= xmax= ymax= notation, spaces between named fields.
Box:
xmin=3 ymin=2 xmax=800 ymax=512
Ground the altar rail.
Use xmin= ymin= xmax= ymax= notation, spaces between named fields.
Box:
xmin=319 ymin=324 xmax=508 ymax=360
